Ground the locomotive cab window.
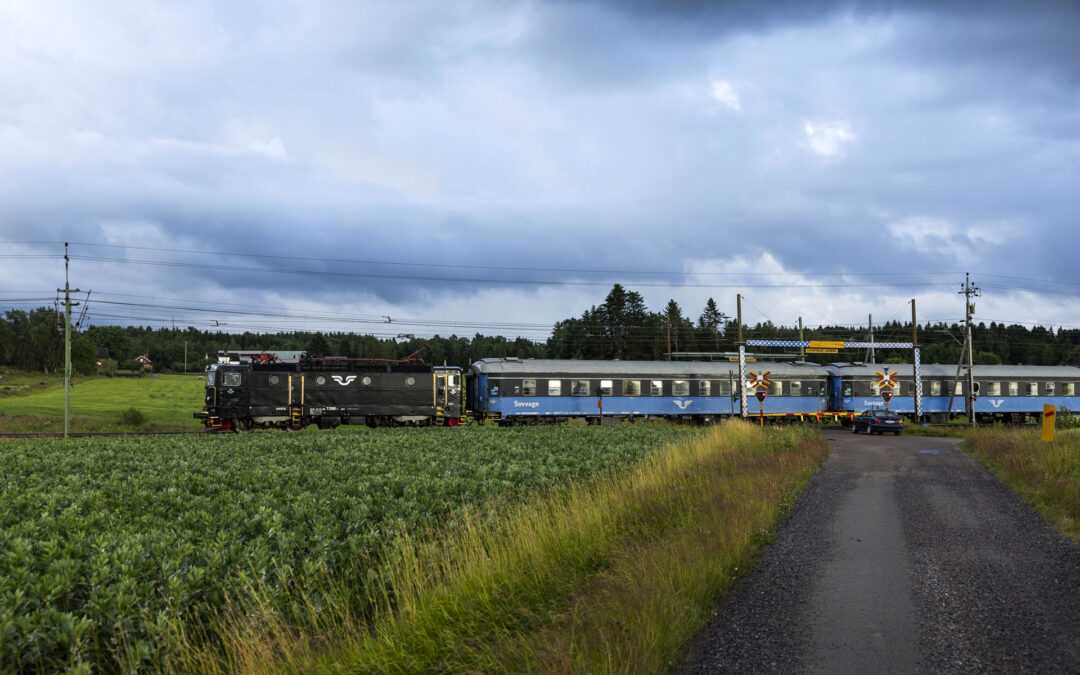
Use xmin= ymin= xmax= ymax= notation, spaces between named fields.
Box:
xmin=622 ymin=380 xmax=641 ymax=396
xmin=222 ymin=372 xmax=241 ymax=387
xmin=522 ymin=379 xmax=537 ymax=396
xmin=206 ymin=370 xmax=216 ymax=386
xmin=548 ymin=380 xmax=562 ymax=396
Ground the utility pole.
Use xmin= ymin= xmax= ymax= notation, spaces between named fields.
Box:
xmin=911 ymin=298 xmax=919 ymax=423
xmin=798 ymin=316 xmax=804 ymax=361
xmin=866 ymin=314 xmax=875 ymax=363
xmin=961 ymin=273 xmax=980 ymax=425
xmin=57 ymin=243 xmax=80 ymax=439
xmin=666 ymin=314 xmax=671 ymax=361
xmin=737 ymin=294 xmax=743 ymax=345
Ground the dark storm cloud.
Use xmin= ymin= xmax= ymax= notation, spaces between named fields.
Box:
xmin=2 ymin=0 xmax=1079 ymax=331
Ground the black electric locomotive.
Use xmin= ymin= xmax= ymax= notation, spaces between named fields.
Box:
xmin=195 ymin=355 xmax=464 ymax=430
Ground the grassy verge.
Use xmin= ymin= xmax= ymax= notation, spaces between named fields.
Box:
xmin=964 ymin=428 xmax=1080 ymax=542
xmin=0 ymin=374 xmax=203 ymax=432
xmin=188 ymin=421 xmax=829 ymax=673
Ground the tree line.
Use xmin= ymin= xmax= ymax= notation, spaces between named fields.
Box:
xmin=2 ymin=284 xmax=1078 ymax=374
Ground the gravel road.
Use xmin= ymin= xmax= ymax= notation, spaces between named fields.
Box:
xmin=676 ymin=428 xmax=1080 ymax=674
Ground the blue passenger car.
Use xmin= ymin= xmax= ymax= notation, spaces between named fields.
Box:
xmin=468 ymin=358 xmax=830 ymax=424
xmin=826 ymin=362 xmax=1080 ymax=422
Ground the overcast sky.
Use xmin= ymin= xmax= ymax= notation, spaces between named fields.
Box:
xmin=2 ymin=0 xmax=1079 ymax=342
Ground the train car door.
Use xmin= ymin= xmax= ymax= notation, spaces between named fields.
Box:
xmin=434 ymin=368 xmax=464 ymax=422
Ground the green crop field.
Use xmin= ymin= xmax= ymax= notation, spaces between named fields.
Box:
xmin=0 ymin=425 xmax=694 ymax=672
xmin=0 ymin=374 xmax=205 ymax=432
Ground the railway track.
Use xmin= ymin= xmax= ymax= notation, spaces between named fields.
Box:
xmin=0 ymin=430 xmax=202 ymax=439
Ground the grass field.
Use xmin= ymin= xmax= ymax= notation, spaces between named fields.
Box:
xmin=964 ymin=427 xmax=1080 ymax=542
xmin=0 ymin=373 xmax=204 ymax=431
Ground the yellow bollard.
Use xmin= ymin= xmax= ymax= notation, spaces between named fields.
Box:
xmin=1042 ymin=404 xmax=1056 ymax=443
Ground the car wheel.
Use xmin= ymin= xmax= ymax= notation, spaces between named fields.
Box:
xmin=866 ymin=426 xmax=872 ymax=435
xmin=851 ymin=424 xmax=858 ymax=433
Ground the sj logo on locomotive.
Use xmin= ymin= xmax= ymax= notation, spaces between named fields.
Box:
xmin=331 ymin=375 xmax=357 ymax=386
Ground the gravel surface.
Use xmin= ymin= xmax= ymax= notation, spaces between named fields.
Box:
xmin=676 ymin=429 xmax=1080 ymax=674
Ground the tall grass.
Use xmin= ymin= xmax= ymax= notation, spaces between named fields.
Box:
xmin=965 ymin=428 xmax=1080 ymax=542
xmin=185 ymin=421 xmax=829 ymax=673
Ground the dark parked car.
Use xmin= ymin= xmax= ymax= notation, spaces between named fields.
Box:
xmin=851 ymin=409 xmax=903 ymax=435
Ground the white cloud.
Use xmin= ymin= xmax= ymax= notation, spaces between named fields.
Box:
xmin=885 ymin=215 xmax=1018 ymax=265
xmin=803 ymin=120 xmax=855 ymax=157
xmin=709 ymin=79 xmax=741 ymax=111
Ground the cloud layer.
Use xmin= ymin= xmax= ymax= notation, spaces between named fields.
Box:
xmin=1 ymin=1 xmax=1078 ymax=336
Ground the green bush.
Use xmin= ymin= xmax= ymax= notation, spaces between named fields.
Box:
xmin=118 ymin=407 xmax=146 ymax=427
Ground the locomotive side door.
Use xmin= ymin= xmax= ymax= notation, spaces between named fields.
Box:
xmin=215 ymin=367 xmax=249 ymax=419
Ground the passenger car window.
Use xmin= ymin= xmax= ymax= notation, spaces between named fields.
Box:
xmin=718 ymin=380 xmax=731 ymax=395
xmin=986 ymin=382 xmax=1000 ymax=396
xmin=699 ymin=380 xmax=711 ymax=396
xmin=600 ymin=380 xmax=613 ymax=396
xmin=930 ymin=381 xmax=941 ymax=396
xmin=768 ymin=381 xmax=782 ymax=396
xmin=1045 ymin=382 xmax=1055 ymax=396
xmin=522 ymin=379 xmax=537 ymax=396
xmin=650 ymin=380 xmax=663 ymax=396
xmin=672 ymin=380 xmax=689 ymax=396
xmin=790 ymin=381 xmax=801 ymax=396
xmin=571 ymin=380 xmax=590 ymax=396
xmin=548 ymin=380 xmax=561 ymax=396
xmin=622 ymin=380 xmax=641 ymax=396
xmin=1008 ymin=381 xmax=1018 ymax=396
xmin=1064 ymin=383 xmax=1076 ymax=396
xmin=1028 ymin=382 xmax=1038 ymax=396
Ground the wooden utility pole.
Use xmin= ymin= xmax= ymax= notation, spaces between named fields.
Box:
xmin=666 ymin=315 xmax=671 ymax=361
xmin=737 ymin=294 xmax=743 ymax=345
xmin=799 ymin=316 xmax=804 ymax=361
xmin=867 ymin=314 xmax=875 ymax=364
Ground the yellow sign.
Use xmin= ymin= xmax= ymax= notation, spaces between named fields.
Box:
xmin=806 ymin=348 xmax=838 ymax=354
xmin=728 ymin=357 xmax=756 ymax=362
xmin=1042 ymin=404 xmax=1056 ymax=442
xmin=809 ymin=340 xmax=845 ymax=349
